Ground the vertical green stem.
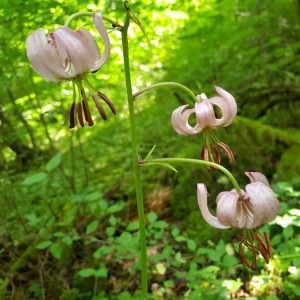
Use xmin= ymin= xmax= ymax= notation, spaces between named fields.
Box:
xmin=121 ymin=7 xmax=148 ymax=299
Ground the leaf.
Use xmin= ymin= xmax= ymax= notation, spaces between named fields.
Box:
xmin=144 ymin=145 xmax=156 ymax=160
xmin=46 ymin=152 xmax=62 ymax=172
xmin=147 ymin=211 xmax=158 ymax=224
xmin=187 ymin=239 xmax=197 ymax=251
xmin=36 ymin=240 xmax=53 ymax=250
xmin=118 ymin=231 xmax=132 ymax=245
xmin=126 ymin=220 xmax=140 ymax=231
xmin=86 ymin=220 xmax=99 ymax=235
xmin=151 ymin=220 xmax=168 ymax=229
xmin=50 ymin=243 xmax=62 ymax=260
xmin=95 ymin=266 xmax=108 ymax=278
xmin=21 ymin=172 xmax=48 ymax=185
xmin=141 ymin=162 xmax=178 ymax=173
xmin=78 ymin=268 xmax=95 ymax=278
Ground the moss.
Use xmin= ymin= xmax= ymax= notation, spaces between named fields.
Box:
xmin=276 ymin=145 xmax=300 ymax=180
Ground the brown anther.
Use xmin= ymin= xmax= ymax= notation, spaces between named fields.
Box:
xmin=238 ymin=236 xmax=259 ymax=271
xmin=77 ymin=102 xmax=84 ymax=127
xmin=255 ymin=232 xmax=272 ymax=264
xmin=92 ymin=95 xmax=107 ymax=120
xmin=82 ymin=99 xmax=94 ymax=126
xmin=213 ymin=145 xmax=221 ymax=164
xmin=97 ymin=91 xmax=117 ymax=115
xmin=69 ymin=102 xmax=76 ymax=129
xmin=218 ymin=142 xmax=234 ymax=163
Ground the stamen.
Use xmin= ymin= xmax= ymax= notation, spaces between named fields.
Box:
xmin=213 ymin=145 xmax=221 ymax=164
xmin=82 ymin=99 xmax=94 ymax=126
xmin=77 ymin=102 xmax=84 ymax=127
xmin=92 ymin=95 xmax=107 ymax=120
xmin=97 ymin=91 xmax=117 ymax=114
xmin=69 ymin=102 xmax=76 ymax=129
xmin=218 ymin=142 xmax=234 ymax=163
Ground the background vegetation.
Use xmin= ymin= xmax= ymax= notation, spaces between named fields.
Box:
xmin=0 ymin=0 xmax=300 ymax=299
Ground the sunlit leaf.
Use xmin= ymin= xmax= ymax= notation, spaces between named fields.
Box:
xmin=21 ymin=172 xmax=48 ymax=185
xmin=86 ymin=220 xmax=99 ymax=235
xmin=36 ymin=240 xmax=53 ymax=250
xmin=78 ymin=268 xmax=95 ymax=278
xmin=46 ymin=152 xmax=62 ymax=172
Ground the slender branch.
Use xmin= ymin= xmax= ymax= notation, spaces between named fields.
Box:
xmin=133 ymin=82 xmax=198 ymax=104
xmin=139 ymin=157 xmax=242 ymax=196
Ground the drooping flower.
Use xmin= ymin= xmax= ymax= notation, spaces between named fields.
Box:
xmin=26 ymin=11 xmax=115 ymax=128
xmin=197 ymin=172 xmax=280 ymax=270
xmin=171 ymin=87 xmax=237 ymax=165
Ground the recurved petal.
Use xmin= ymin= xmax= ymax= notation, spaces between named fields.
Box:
xmin=209 ymin=86 xmax=237 ymax=127
xmin=216 ymin=191 xmax=247 ymax=228
xmin=245 ymin=182 xmax=279 ymax=228
xmin=26 ymin=29 xmax=70 ymax=82
xmin=53 ymin=27 xmax=99 ymax=76
xmin=197 ymin=184 xmax=230 ymax=229
xmin=92 ymin=11 xmax=110 ymax=71
xmin=194 ymin=101 xmax=216 ymax=128
xmin=245 ymin=172 xmax=270 ymax=187
xmin=171 ymin=105 xmax=202 ymax=135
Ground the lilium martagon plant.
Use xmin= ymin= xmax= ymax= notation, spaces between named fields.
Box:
xmin=171 ymin=87 xmax=237 ymax=166
xmin=197 ymin=172 xmax=280 ymax=270
xmin=26 ymin=11 xmax=116 ymax=128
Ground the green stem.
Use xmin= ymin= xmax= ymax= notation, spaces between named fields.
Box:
xmin=140 ymin=157 xmax=242 ymax=196
xmin=133 ymin=82 xmax=198 ymax=104
xmin=121 ymin=7 xmax=148 ymax=300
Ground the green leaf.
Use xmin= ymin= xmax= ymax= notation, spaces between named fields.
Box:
xmin=46 ymin=152 xmax=62 ymax=172
xmin=144 ymin=145 xmax=156 ymax=160
xmin=187 ymin=239 xmax=197 ymax=251
xmin=118 ymin=231 xmax=132 ymax=245
xmin=126 ymin=220 xmax=140 ymax=231
xmin=78 ymin=268 xmax=95 ymax=278
xmin=95 ymin=266 xmax=108 ymax=278
xmin=86 ymin=220 xmax=99 ymax=235
xmin=151 ymin=220 xmax=168 ymax=229
xmin=171 ymin=227 xmax=180 ymax=237
xmin=141 ymin=162 xmax=178 ymax=173
xmin=21 ymin=172 xmax=48 ymax=185
xmin=147 ymin=211 xmax=158 ymax=224
xmin=107 ymin=202 xmax=125 ymax=213
xmin=50 ymin=243 xmax=62 ymax=260
xmin=36 ymin=240 xmax=53 ymax=250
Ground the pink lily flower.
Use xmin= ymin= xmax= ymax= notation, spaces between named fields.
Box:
xmin=171 ymin=87 xmax=237 ymax=165
xmin=26 ymin=11 xmax=115 ymax=128
xmin=197 ymin=172 xmax=280 ymax=269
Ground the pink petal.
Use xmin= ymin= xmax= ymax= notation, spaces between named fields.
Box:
xmin=53 ymin=27 xmax=99 ymax=76
xmin=245 ymin=182 xmax=279 ymax=228
xmin=92 ymin=11 xmax=110 ymax=71
xmin=197 ymin=184 xmax=230 ymax=229
xmin=171 ymin=105 xmax=202 ymax=135
xmin=245 ymin=172 xmax=270 ymax=187
xmin=194 ymin=101 xmax=216 ymax=128
xmin=216 ymin=191 xmax=247 ymax=228
xmin=209 ymin=86 xmax=237 ymax=127
xmin=26 ymin=29 xmax=70 ymax=82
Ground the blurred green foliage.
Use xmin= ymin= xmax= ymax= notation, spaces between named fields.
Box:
xmin=0 ymin=0 xmax=299 ymax=298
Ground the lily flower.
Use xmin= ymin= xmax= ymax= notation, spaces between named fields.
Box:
xmin=26 ymin=11 xmax=115 ymax=128
xmin=171 ymin=87 xmax=237 ymax=165
xmin=197 ymin=172 xmax=280 ymax=270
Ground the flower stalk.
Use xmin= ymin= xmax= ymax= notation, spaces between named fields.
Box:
xmin=133 ymin=81 xmax=198 ymax=104
xmin=139 ymin=157 xmax=242 ymax=195
xmin=121 ymin=6 xmax=148 ymax=299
